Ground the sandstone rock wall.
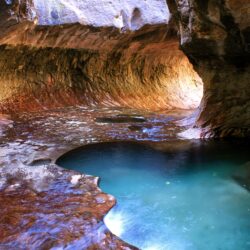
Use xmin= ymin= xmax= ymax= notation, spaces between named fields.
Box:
xmin=0 ymin=0 xmax=36 ymax=22
xmin=1 ymin=0 xmax=169 ymax=30
xmin=33 ymin=0 xmax=169 ymax=30
xmin=0 ymin=24 xmax=202 ymax=112
xmin=167 ymin=0 xmax=250 ymax=137
xmin=1 ymin=0 xmax=249 ymax=137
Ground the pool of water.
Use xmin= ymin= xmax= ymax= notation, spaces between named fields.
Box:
xmin=57 ymin=140 xmax=250 ymax=250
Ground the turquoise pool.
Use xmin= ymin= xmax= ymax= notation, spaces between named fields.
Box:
xmin=57 ymin=141 xmax=250 ymax=250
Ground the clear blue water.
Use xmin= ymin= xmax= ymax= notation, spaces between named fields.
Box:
xmin=57 ymin=141 xmax=250 ymax=250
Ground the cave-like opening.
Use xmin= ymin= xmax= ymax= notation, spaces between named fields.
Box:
xmin=0 ymin=24 xmax=203 ymax=113
xmin=0 ymin=0 xmax=204 ymax=114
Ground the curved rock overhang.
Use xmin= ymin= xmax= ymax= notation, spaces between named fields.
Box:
xmin=0 ymin=0 xmax=203 ymax=113
xmin=0 ymin=23 xmax=203 ymax=112
xmin=0 ymin=0 xmax=249 ymax=137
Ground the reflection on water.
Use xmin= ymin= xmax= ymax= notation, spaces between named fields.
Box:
xmin=57 ymin=141 xmax=250 ymax=250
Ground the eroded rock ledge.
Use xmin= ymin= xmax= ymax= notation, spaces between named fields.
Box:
xmin=0 ymin=107 xmax=192 ymax=249
xmin=0 ymin=21 xmax=202 ymax=113
xmin=0 ymin=166 xmax=136 ymax=250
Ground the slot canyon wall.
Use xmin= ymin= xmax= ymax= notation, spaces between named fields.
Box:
xmin=0 ymin=0 xmax=202 ymax=112
xmin=0 ymin=0 xmax=249 ymax=137
xmin=167 ymin=0 xmax=250 ymax=137
xmin=0 ymin=24 xmax=203 ymax=112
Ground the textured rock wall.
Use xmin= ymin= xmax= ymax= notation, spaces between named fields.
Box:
xmin=0 ymin=24 xmax=202 ymax=112
xmin=0 ymin=0 xmax=203 ymax=113
xmin=1 ymin=0 xmax=169 ymax=29
xmin=32 ymin=0 xmax=169 ymax=30
xmin=0 ymin=0 xmax=36 ymax=22
xmin=1 ymin=0 xmax=249 ymax=137
xmin=167 ymin=0 xmax=250 ymax=137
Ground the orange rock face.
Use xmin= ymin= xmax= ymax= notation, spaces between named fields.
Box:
xmin=0 ymin=22 xmax=203 ymax=113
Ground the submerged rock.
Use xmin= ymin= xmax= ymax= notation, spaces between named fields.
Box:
xmin=95 ymin=114 xmax=147 ymax=124
xmin=233 ymin=176 xmax=250 ymax=192
xmin=27 ymin=158 xmax=52 ymax=166
xmin=233 ymin=162 xmax=250 ymax=192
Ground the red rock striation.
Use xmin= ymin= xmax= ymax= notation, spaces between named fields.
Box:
xmin=0 ymin=24 xmax=202 ymax=113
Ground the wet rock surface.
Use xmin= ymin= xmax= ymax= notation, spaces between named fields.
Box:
xmin=95 ymin=115 xmax=147 ymax=124
xmin=234 ymin=176 xmax=250 ymax=192
xmin=0 ymin=169 xmax=129 ymax=250
xmin=0 ymin=106 xmax=192 ymax=249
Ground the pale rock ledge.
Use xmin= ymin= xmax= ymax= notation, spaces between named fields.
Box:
xmin=32 ymin=0 xmax=170 ymax=30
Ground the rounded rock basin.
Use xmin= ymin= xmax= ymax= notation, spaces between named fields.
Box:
xmin=57 ymin=141 xmax=250 ymax=250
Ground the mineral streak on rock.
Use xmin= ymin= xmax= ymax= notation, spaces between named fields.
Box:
xmin=0 ymin=22 xmax=203 ymax=113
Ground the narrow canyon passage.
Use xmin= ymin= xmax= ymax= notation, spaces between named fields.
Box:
xmin=0 ymin=0 xmax=249 ymax=249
